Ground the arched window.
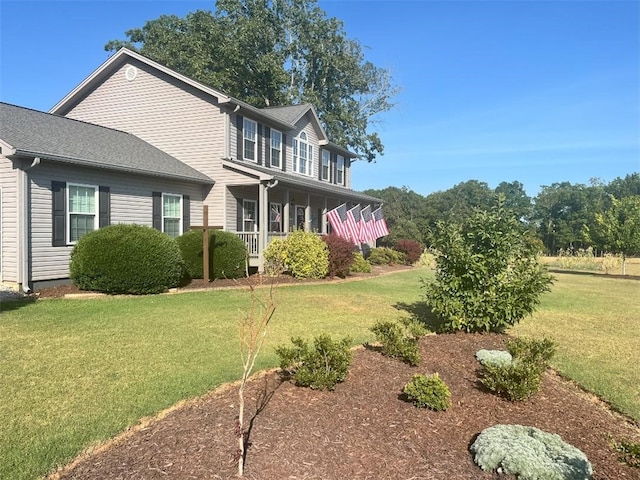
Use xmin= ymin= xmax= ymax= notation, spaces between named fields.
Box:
xmin=293 ymin=131 xmax=313 ymax=175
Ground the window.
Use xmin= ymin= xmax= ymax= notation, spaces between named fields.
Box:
xmin=269 ymin=203 xmax=282 ymax=232
xmin=336 ymin=155 xmax=345 ymax=185
xmin=293 ymin=131 xmax=313 ymax=175
xmin=68 ymin=184 xmax=98 ymax=243
xmin=162 ymin=193 xmax=182 ymax=238
xmin=270 ymin=129 xmax=282 ymax=168
xmin=243 ymin=118 xmax=257 ymax=162
xmin=243 ymin=199 xmax=257 ymax=232
xmin=321 ymin=150 xmax=331 ymax=181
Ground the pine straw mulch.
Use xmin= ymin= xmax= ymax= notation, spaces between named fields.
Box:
xmin=53 ymin=333 xmax=640 ymax=480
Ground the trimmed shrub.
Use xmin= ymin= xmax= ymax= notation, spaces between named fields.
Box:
xmin=276 ymin=335 xmax=353 ymax=390
xmin=322 ymin=234 xmax=357 ymax=278
xmin=350 ymin=252 xmax=372 ymax=273
xmin=176 ymin=229 xmax=247 ymax=280
xmin=370 ymin=318 xmax=428 ymax=366
xmin=70 ymin=224 xmax=185 ymax=294
xmin=470 ymin=424 xmax=593 ymax=480
xmin=263 ymin=238 xmax=288 ymax=276
xmin=475 ymin=349 xmax=513 ymax=367
xmin=480 ymin=337 xmax=556 ymax=401
xmin=368 ymin=247 xmax=405 ymax=266
xmin=403 ymin=373 xmax=451 ymax=411
xmin=284 ymin=230 xmax=329 ymax=279
xmin=394 ymin=239 xmax=423 ymax=265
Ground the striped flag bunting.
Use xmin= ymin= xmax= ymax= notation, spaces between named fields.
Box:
xmin=326 ymin=203 xmax=351 ymax=241
xmin=372 ymin=207 xmax=389 ymax=238
xmin=360 ymin=205 xmax=375 ymax=242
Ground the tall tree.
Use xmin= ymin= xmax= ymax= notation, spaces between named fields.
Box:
xmin=106 ymin=0 xmax=397 ymax=161
xmin=495 ymin=181 xmax=533 ymax=222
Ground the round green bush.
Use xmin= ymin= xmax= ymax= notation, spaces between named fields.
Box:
xmin=70 ymin=224 xmax=185 ymax=294
xmin=350 ymin=252 xmax=372 ymax=273
xmin=368 ymin=247 xmax=405 ymax=266
xmin=176 ymin=229 xmax=247 ymax=280
xmin=470 ymin=424 xmax=593 ymax=480
xmin=263 ymin=238 xmax=288 ymax=276
xmin=403 ymin=373 xmax=451 ymax=410
xmin=284 ymin=230 xmax=329 ymax=279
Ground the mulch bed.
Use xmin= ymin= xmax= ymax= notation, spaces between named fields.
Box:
xmin=52 ymin=333 xmax=640 ymax=480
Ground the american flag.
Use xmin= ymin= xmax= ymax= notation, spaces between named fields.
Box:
xmin=360 ymin=205 xmax=375 ymax=242
xmin=344 ymin=205 xmax=360 ymax=244
xmin=372 ymin=207 xmax=389 ymax=238
xmin=347 ymin=205 xmax=365 ymax=243
xmin=326 ymin=203 xmax=351 ymax=241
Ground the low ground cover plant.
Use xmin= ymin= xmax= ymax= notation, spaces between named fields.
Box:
xmin=403 ymin=373 xmax=451 ymax=411
xmin=475 ymin=349 xmax=513 ymax=367
xmin=275 ymin=334 xmax=353 ymax=390
xmin=479 ymin=337 xmax=556 ymax=401
xmin=370 ymin=318 xmax=428 ymax=366
xmin=470 ymin=424 xmax=593 ymax=480
xmin=610 ymin=436 xmax=640 ymax=468
xmin=70 ymin=224 xmax=185 ymax=294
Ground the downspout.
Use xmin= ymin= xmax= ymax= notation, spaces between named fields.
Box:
xmin=18 ymin=157 xmax=40 ymax=293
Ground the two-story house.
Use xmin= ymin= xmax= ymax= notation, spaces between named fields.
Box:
xmin=0 ymin=48 xmax=381 ymax=292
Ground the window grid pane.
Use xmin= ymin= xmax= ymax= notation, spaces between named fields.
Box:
xmin=162 ymin=194 xmax=182 ymax=238
xmin=69 ymin=185 xmax=95 ymax=213
xmin=70 ymin=215 xmax=94 ymax=242
xmin=243 ymin=119 xmax=257 ymax=161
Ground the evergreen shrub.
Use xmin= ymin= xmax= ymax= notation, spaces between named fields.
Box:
xmin=176 ymin=229 xmax=247 ymax=280
xmin=370 ymin=318 xmax=428 ymax=366
xmin=470 ymin=424 xmax=593 ymax=480
xmin=368 ymin=247 xmax=405 ymax=266
xmin=393 ymin=239 xmax=423 ymax=264
xmin=70 ymin=224 xmax=185 ymax=294
xmin=403 ymin=373 xmax=451 ymax=411
xmin=322 ymin=234 xmax=357 ymax=278
xmin=263 ymin=238 xmax=288 ymax=276
xmin=350 ymin=252 xmax=372 ymax=273
xmin=276 ymin=335 xmax=353 ymax=390
xmin=283 ymin=230 xmax=329 ymax=279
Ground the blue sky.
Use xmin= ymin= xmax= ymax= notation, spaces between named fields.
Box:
xmin=1 ymin=0 xmax=638 ymax=197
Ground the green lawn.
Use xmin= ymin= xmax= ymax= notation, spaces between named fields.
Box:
xmin=1 ymin=268 xmax=638 ymax=479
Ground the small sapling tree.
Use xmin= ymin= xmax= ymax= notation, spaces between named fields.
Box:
xmin=236 ymin=280 xmax=276 ymax=477
xmin=423 ymin=197 xmax=553 ymax=333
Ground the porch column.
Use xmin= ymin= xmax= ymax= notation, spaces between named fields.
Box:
xmin=259 ymin=182 xmax=268 ymax=252
xmin=284 ymin=189 xmax=290 ymax=232
xmin=305 ymin=192 xmax=311 ymax=232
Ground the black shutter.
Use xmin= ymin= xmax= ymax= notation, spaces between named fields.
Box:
xmin=257 ymin=124 xmax=263 ymax=165
xmin=183 ymin=195 xmax=190 ymax=233
xmin=98 ymin=186 xmax=110 ymax=228
xmin=52 ymin=181 xmax=66 ymax=247
xmin=237 ymin=197 xmax=244 ymax=231
xmin=264 ymin=127 xmax=271 ymax=167
xmin=236 ymin=115 xmax=243 ymax=160
xmin=281 ymin=133 xmax=287 ymax=171
xmin=152 ymin=191 xmax=162 ymax=231
xmin=331 ymin=153 xmax=338 ymax=185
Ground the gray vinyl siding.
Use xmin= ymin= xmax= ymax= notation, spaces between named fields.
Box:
xmin=63 ymin=59 xmax=225 ymax=226
xmin=28 ymin=161 xmax=203 ymax=282
xmin=0 ymin=156 xmax=18 ymax=282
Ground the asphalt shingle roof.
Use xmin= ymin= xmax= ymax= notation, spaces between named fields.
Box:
xmin=261 ymin=104 xmax=314 ymax=126
xmin=0 ymin=102 xmax=213 ymax=184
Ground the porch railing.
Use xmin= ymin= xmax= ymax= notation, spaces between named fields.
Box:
xmin=237 ymin=232 xmax=259 ymax=258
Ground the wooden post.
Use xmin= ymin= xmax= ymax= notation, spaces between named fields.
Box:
xmin=202 ymin=205 xmax=209 ymax=282
xmin=189 ymin=205 xmax=223 ymax=282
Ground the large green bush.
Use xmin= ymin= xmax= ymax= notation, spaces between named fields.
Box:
xmin=276 ymin=335 xmax=353 ymax=390
xmin=470 ymin=424 xmax=593 ymax=480
xmin=283 ymin=230 xmax=329 ymax=279
xmin=423 ymin=199 xmax=554 ymax=333
xmin=176 ymin=229 xmax=247 ymax=280
xmin=70 ymin=224 xmax=185 ymax=294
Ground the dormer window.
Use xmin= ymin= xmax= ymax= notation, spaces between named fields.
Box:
xmin=293 ymin=131 xmax=313 ymax=176
xmin=243 ymin=118 xmax=257 ymax=162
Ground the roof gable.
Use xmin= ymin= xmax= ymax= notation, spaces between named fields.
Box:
xmin=1 ymin=102 xmax=213 ymax=184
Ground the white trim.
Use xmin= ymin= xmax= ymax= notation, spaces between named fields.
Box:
xmin=67 ymin=182 xmax=98 ymax=244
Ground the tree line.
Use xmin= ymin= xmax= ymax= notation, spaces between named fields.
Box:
xmin=364 ymin=173 xmax=640 ymax=257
